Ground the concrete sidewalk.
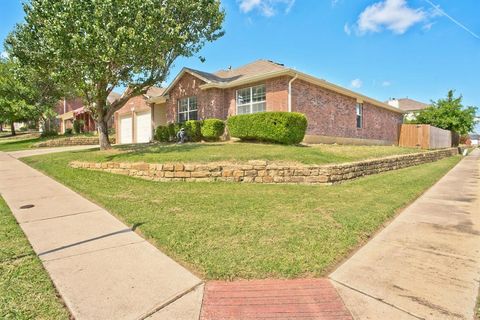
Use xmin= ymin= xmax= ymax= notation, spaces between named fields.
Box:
xmin=0 ymin=151 xmax=203 ymax=320
xmin=330 ymin=149 xmax=480 ymax=319
xmin=7 ymin=145 xmax=98 ymax=158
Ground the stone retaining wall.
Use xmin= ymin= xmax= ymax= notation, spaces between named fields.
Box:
xmin=70 ymin=148 xmax=458 ymax=184
xmin=35 ymin=136 xmax=115 ymax=147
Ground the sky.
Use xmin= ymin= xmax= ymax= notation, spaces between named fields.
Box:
xmin=1 ymin=0 xmax=479 ymax=129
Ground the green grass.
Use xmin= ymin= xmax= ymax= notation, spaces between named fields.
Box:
xmin=0 ymin=132 xmax=98 ymax=152
xmin=0 ymin=197 xmax=70 ymax=319
xmin=61 ymin=142 xmax=419 ymax=165
xmin=23 ymin=150 xmax=461 ymax=280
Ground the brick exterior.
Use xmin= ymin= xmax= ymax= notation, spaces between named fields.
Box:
xmin=148 ymin=72 xmax=403 ymax=144
xmin=292 ymin=79 xmax=403 ymax=143
xmin=114 ymin=94 xmax=153 ymax=143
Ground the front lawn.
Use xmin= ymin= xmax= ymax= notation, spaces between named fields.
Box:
xmin=24 ymin=150 xmax=461 ymax=280
xmin=59 ymin=142 xmax=419 ymax=165
xmin=0 ymin=197 xmax=69 ymax=319
xmin=0 ymin=132 xmax=97 ymax=152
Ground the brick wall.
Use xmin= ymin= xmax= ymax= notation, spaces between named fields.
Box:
xmin=292 ymin=79 xmax=403 ymax=143
xmin=70 ymin=148 xmax=458 ymax=184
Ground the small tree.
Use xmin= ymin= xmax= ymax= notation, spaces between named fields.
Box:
xmin=0 ymin=59 xmax=35 ymax=135
xmin=7 ymin=0 xmax=225 ymax=149
xmin=414 ymin=90 xmax=477 ymax=135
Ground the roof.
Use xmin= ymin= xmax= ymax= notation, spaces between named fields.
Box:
xmin=394 ymin=98 xmax=430 ymax=112
xmin=107 ymin=92 xmax=121 ymax=104
xmin=159 ymin=60 xmax=404 ymax=114
xmin=145 ymin=87 xmax=165 ymax=97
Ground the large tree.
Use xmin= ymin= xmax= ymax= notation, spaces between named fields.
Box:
xmin=6 ymin=0 xmax=225 ymax=149
xmin=414 ymin=90 xmax=477 ymax=135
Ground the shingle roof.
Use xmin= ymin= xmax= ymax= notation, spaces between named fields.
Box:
xmin=182 ymin=60 xmax=287 ymax=85
xmin=395 ymin=98 xmax=430 ymax=111
xmin=145 ymin=87 xmax=165 ymax=97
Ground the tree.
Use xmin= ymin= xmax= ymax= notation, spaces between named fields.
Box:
xmin=0 ymin=57 xmax=62 ymax=135
xmin=414 ymin=90 xmax=477 ymax=135
xmin=0 ymin=58 xmax=35 ymax=135
xmin=6 ymin=0 xmax=225 ymax=149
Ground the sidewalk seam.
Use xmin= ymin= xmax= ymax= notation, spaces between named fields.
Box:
xmin=20 ymin=209 xmax=103 ymax=224
xmin=137 ymin=281 xmax=204 ymax=320
xmin=330 ymin=278 xmax=425 ymax=320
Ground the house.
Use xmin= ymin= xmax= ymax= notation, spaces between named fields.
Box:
xmin=387 ymin=98 xmax=429 ymax=121
xmin=114 ymin=87 xmax=165 ymax=144
xmin=115 ymin=60 xmax=405 ymax=145
xmin=467 ymin=133 xmax=479 ymax=146
xmin=56 ymin=93 xmax=120 ymax=133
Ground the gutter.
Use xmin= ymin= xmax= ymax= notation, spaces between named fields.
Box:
xmin=288 ymin=74 xmax=298 ymax=112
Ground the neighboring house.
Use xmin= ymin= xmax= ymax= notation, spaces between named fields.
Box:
xmin=467 ymin=133 xmax=479 ymax=146
xmin=387 ymin=98 xmax=429 ymax=121
xmin=116 ymin=60 xmax=405 ymax=145
xmin=56 ymin=93 xmax=120 ymax=133
xmin=114 ymin=87 xmax=165 ymax=144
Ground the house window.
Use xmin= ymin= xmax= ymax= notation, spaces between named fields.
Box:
xmin=236 ymin=84 xmax=266 ymax=114
xmin=356 ymin=103 xmax=363 ymax=129
xmin=178 ymin=97 xmax=198 ymax=122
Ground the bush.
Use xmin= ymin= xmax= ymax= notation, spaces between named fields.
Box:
xmin=40 ymin=130 xmax=58 ymax=138
xmin=183 ymin=120 xmax=202 ymax=142
xmin=64 ymin=128 xmax=73 ymax=135
xmin=167 ymin=123 xmax=181 ymax=140
xmin=154 ymin=125 xmax=170 ymax=142
xmin=227 ymin=112 xmax=307 ymax=145
xmin=201 ymin=119 xmax=225 ymax=141
xmin=73 ymin=119 xmax=85 ymax=134
xmin=19 ymin=126 xmax=28 ymax=132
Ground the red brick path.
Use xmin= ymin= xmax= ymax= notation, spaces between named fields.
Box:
xmin=200 ymin=279 xmax=353 ymax=320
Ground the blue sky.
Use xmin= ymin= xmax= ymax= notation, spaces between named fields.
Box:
xmin=1 ymin=0 xmax=479 ymax=129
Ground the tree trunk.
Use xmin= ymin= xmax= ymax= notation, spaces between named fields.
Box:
xmin=10 ymin=121 xmax=16 ymax=136
xmin=98 ymin=118 xmax=111 ymax=150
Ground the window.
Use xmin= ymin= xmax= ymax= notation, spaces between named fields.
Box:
xmin=356 ymin=103 xmax=363 ymax=129
xmin=236 ymin=84 xmax=266 ymax=114
xmin=178 ymin=97 xmax=198 ymax=122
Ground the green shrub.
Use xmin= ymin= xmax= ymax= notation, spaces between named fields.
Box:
xmin=183 ymin=120 xmax=202 ymax=142
xmin=154 ymin=125 xmax=170 ymax=142
xmin=227 ymin=112 xmax=307 ymax=145
xmin=167 ymin=123 xmax=181 ymax=140
xmin=19 ymin=126 xmax=28 ymax=132
xmin=64 ymin=128 xmax=73 ymax=135
xmin=201 ymin=119 xmax=225 ymax=141
xmin=40 ymin=130 xmax=58 ymax=138
xmin=73 ymin=119 xmax=85 ymax=134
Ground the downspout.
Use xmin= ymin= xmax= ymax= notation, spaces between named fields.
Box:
xmin=288 ymin=74 xmax=298 ymax=112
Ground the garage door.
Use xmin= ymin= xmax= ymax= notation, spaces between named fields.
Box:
xmin=136 ymin=111 xmax=152 ymax=143
xmin=120 ymin=115 xmax=132 ymax=144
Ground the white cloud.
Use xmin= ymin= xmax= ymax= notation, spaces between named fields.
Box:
xmin=238 ymin=0 xmax=295 ymax=17
xmin=351 ymin=79 xmax=363 ymax=89
xmin=356 ymin=0 xmax=426 ymax=35
xmin=331 ymin=0 xmax=341 ymax=7
xmin=344 ymin=23 xmax=352 ymax=35
xmin=381 ymin=80 xmax=392 ymax=87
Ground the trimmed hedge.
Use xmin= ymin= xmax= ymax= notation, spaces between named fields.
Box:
xmin=227 ymin=112 xmax=307 ymax=145
xmin=154 ymin=119 xmax=225 ymax=143
xmin=201 ymin=119 xmax=225 ymax=141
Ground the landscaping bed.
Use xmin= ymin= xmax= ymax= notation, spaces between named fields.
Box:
xmin=0 ymin=197 xmax=69 ymax=319
xmin=34 ymin=135 xmax=115 ymax=147
xmin=70 ymin=148 xmax=458 ymax=184
xmin=24 ymin=150 xmax=461 ymax=280
xmin=62 ymin=142 xmax=420 ymax=165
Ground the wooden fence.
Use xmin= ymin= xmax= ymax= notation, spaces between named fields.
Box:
xmin=399 ymin=124 xmax=456 ymax=149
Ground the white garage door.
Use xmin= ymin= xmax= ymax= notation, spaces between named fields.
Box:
xmin=120 ymin=115 xmax=132 ymax=144
xmin=135 ymin=111 xmax=152 ymax=143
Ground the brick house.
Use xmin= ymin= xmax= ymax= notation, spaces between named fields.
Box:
xmin=115 ymin=60 xmax=405 ymax=145
xmin=56 ymin=92 xmax=120 ymax=133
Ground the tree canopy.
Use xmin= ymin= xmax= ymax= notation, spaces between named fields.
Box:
xmin=6 ymin=0 xmax=225 ymax=148
xmin=413 ymin=90 xmax=477 ymax=135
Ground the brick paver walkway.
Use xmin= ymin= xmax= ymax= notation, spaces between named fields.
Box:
xmin=200 ymin=279 xmax=353 ymax=320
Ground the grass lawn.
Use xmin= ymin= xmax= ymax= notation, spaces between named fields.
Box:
xmin=0 ymin=132 xmax=98 ymax=152
xmin=61 ymin=142 xmax=419 ymax=165
xmin=24 ymin=150 xmax=461 ymax=280
xmin=0 ymin=197 xmax=69 ymax=319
